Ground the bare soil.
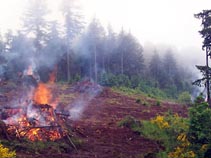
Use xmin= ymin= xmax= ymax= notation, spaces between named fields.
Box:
xmin=0 ymin=83 xmax=188 ymax=158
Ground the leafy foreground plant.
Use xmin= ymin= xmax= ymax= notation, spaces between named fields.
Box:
xmin=118 ymin=95 xmax=211 ymax=158
xmin=143 ymin=114 xmax=193 ymax=158
xmin=119 ymin=114 xmax=191 ymax=157
xmin=187 ymin=95 xmax=211 ymax=158
xmin=0 ymin=143 xmax=16 ymax=158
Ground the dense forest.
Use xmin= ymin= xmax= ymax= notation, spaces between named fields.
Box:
xmin=0 ymin=0 xmax=194 ymax=99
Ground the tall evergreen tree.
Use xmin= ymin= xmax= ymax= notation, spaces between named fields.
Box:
xmin=104 ymin=25 xmax=117 ymax=73
xmin=85 ymin=18 xmax=105 ymax=82
xmin=194 ymin=10 xmax=211 ymax=103
xmin=149 ymin=50 xmax=163 ymax=86
xmin=22 ymin=0 xmax=49 ymax=53
xmin=61 ymin=0 xmax=84 ymax=81
xmin=115 ymin=30 xmax=144 ymax=77
xmin=162 ymin=50 xmax=178 ymax=88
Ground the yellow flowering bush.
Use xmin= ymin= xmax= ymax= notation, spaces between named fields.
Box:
xmin=0 ymin=144 xmax=16 ymax=158
xmin=151 ymin=115 xmax=169 ymax=128
xmin=141 ymin=113 xmax=189 ymax=157
xmin=168 ymin=133 xmax=195 ymax=158
xmin=200 ymin=144 xmax=208 ymax=151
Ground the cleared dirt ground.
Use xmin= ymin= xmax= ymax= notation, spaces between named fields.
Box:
xmin=0 ymin=82 xmax=188 ymax=158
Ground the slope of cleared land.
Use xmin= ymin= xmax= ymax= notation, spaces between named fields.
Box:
xmin=0 ymin=82 xmax=188 ymax=158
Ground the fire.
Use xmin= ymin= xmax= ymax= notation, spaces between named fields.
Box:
xmin=6 ymin=105 xmax=64 ymax=141
xmin=3 ymin=67 xmax=64 ymax=141
xmin=33 ymin=83 xmax=52 ymax=105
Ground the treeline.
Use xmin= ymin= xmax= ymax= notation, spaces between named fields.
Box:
xmin=0 ymin=0 xmax=194 ymax=99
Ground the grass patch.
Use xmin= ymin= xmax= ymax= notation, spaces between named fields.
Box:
xmin=106 ymin=98 xmax=121 ymax=105
xmin=1 ymin=136 xmax=83 ymax=156
xmin=112 ymin=86 xmax=144 ymax=96
xmin=59 ymin=93 xmax=76 ymax=104
xmin=112 ymin=86 xmax=177 ymax=103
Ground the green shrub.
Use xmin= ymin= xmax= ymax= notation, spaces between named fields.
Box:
xmin=178 ymin=91 xmax=192 ymax=104
xmin=135 ymin=98 xmax=141 ymax=104
xmin=141 ymin=114 xmax=189 ymax=157
xmin=130 ymin=75 xmax=141 ymax=88
xmin=119 ymin=114 xmax=191 ymax=157
xmin=143 ymin=101 xmax=151 ymax=107
xmin=99 ymin=73 xmax=113 ymax=86
xmin=188 ymin=95 xmax=211 ymax=157
xmin=99 ymin=73 xmax=131 ymax=87
xmin=118 ymin=116 xmax=140 ymax=129
xmin=116 ymin=74 xmax=131 ymax=87
xmin=156 ymin=100 xmax=161 ymax=106
xmin=138 ymin=81 xmax=168 ymax=99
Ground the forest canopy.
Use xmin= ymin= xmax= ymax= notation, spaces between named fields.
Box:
xmin=0 ymin=0 xmax=195 ymax=99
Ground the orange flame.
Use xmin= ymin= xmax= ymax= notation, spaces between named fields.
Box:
xmin=5 ymin=66 xmax=62 ymax=141
xmin=33 ymin=83 xmax=52 ymax=105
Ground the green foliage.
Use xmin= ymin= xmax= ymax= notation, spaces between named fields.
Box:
xmin=141 ymin=114 xmax=189 ymax=154
xmin=68 ymin=74 xmax=81 ymax=84
xmin=116 ymin=74 xmax=131 ymax=87
xmin=100 ymin=72 xmax=192 ymax=101
xmin=99 ymin=73 xmax=131 ymax=87
xmin=99 ymin=73 xmax=119 ymax=87
xmin=188 ymin=95 xmax=211 ymax=157
xmin=135 ymin=98 xmax=141 ymax=104
xmin=118 ymin=116 xmax=141 ymax=129
xmin=119 ymin=114 xmax=189 ymax=157
xmin=130 ymin=75 xmax=141 ymax=88
xmin=12 ymin=140 xmax=69 ymax=154
xmin=0 ymin=137 xmax=82 ymax=155
xmin=156 ymin=100 xmax=161 ymax=106
xmin=138 ymin=80 xmax=168 ymax=99
xmin=178 ymin=91 xmax=192 ymax=104
xmin=143 ymin=101 xmax=149 ymax=106
xmin=112 ymin=86 xmax=141 ymax=96
xmin=164 ymin=85 xmax=178 ymax=98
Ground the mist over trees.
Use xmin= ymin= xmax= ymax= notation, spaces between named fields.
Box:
xmin=0 ymin=0 xmax=195 ymax=99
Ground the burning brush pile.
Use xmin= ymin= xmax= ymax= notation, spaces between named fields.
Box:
xmin=0 ymin=67 xmax=70 ymax=142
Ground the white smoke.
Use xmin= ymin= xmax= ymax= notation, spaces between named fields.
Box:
xmin=68 ymin=81 xmax=103 ymax=121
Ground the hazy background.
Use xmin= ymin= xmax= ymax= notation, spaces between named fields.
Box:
xmin=0 ymin=0 xmax=210 ymax=68
xmin=0 ymin=0 xmax=209 ymax=85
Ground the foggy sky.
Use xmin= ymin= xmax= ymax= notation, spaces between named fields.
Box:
xmin=0 ymin=0 xmax=210 ymax=65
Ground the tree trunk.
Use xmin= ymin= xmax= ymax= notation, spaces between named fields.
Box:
xmin=107 ymin=55 xmax=110 ymax=73
xmin=102 ymin=55 xmax=105 ymax=71
xmin=94 ymin=45 xmax=97 ymax=82
xmin=89 ymin=60 xmax=92 ymax=79
xmin=67 ymin=50 xmax=71 ymax=82
xmin=121 ymin=52 xmax=124 ymax=74
xmin=206 ymin=47 xmax=210 ymax=105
